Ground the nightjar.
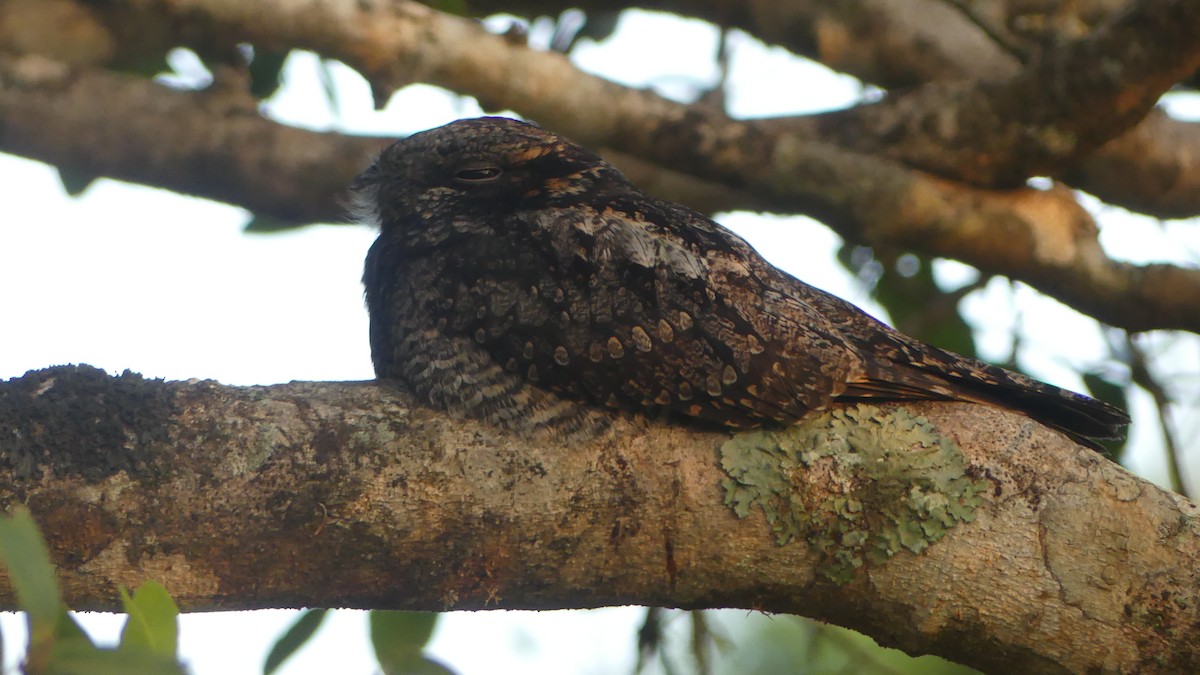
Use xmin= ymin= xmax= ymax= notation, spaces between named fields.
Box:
xmin=354 ymin=117 xmax=1128 ymax=448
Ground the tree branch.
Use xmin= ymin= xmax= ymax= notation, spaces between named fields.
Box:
xmin=0 ymin=54 xmax=386 ymax=225
xmin=32 ymin=0 xmax=1188 ymax=204
xmin=1 ymin=365 xmax=1197 ymax=674
xmin=812 ymin=0 xmax=1200 ymax=186
xmin=0 ymin=54 xmax=754 ymax=223
xmin=1065 ymin=109 xmax=1200 ymax=219
xmin=3 ymin=54 xmax=1198 ymax=333
xmin=463 ymin=0 xmax=1200 ymax=218
xmin=472 ymin=0 xmax=1023 ymax=86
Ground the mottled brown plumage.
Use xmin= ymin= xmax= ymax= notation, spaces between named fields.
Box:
xmin=354 ymin=117 xmax=1129 ymax=448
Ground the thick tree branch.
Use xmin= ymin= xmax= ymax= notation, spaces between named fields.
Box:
xmin=1065 ymin=109 xmax=1200 ymax=219
xmin=103 ymin=0 xmax=1198 ymax=190
xmin=0 ymin=55 xmax=385 ymax=225
xmin=0 ymin=54 xmax=750 ymax=223
xmin=0 ymin=365 xmax=1197 ymax=674
xmin=15 ymin=0 xmax=1184 ymax=212
xmin=812 ymin=0 xmax=1200 ymax=186
xmin=473 ymin=0 xmax=1022 ymax=87
xmin=466 ymin=0 xmax=1200 ymax=218
xmin=811 ymin=165 xmax=1200 ymax=334
xmin=470 ymin=0 xmax=1126 ymax=89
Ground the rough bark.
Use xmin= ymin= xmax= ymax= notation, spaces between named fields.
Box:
xmin=0 ymin=365 xmax=1196 ymax=674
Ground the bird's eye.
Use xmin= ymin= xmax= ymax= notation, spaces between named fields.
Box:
xmin=453 ymin=166 xmax=503 ymax=183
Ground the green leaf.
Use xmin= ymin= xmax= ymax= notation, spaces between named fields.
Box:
xmin=263 ymin=608 xmax=329 ymax=675
xmin=25 ymin=611 xmax=94 ymax=675
xmin=1083 ymin=373 xmax=1131 ymax=461
xmin=426 ymin=0 xmax=468 ymax=15
xmin=0 ymin=508 xmax=96 ymax=671
xmin=249 ymin=48 xmax=290 ymax=100
xmin=48 ymin=641 xmax=185 ymax=675
xmin=243 ymin=214 xmax=305 ymax=233
xmin=576 ymin=10 xmax=621 ymax=45
xmin=838 ymin=246 xmax=978 ymax=358
xmin=877 ymin=256 xmax=977 ymax=358
xmin=56 ymin=166 xmax=97 ymax=197
xmin=399 ymin=655 xmax=458 ymax=675
xmin=112 ymin=52 xmax=172 ymax=78
xmin=0 ymin=508 xmax=64 ymax=631
xmin=370 ymin=611 xmax=446 ymax=675
xmin=118 ymin=581 xmax=180 ymax=658
xmin=54 ymin=611 xmax=93 ymax=645
xmin=1082 ymin=372 xmax=1129 ymax=415
xmin=107 ymin=48 xmax=171 ymax=79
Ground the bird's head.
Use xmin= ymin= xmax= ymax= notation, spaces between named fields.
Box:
xmin=352 ymin=117 xmax=632 ymax=234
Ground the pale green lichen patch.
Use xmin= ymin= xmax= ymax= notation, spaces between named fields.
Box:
xmin=721 ymin=404 xmax=988 ymax=583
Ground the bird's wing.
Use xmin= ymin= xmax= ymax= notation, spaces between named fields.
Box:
xmin=795 ymin=283 xmax=1129 ymax=446
xmin=457 ymin=200 xmax=859 ymax=427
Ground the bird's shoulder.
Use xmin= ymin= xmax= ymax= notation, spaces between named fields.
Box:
xmin=514 ymin=190 xmax=767 ymax=283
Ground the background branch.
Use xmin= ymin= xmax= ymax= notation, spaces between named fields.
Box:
xmin=0 ymin=55 xmax=385 ymax=225
xmin=13 ymin=0 xmax=1200 ymax=217
xmin=464 ymin=0 xmax=1200 ymax=216
xmin=133 ymin=0 xmax=1196 ymax=190
xmin=2 ymin=53 xmax=1197 ymax=331
xmin=806 ymin=0 xmax=1200 ymax=185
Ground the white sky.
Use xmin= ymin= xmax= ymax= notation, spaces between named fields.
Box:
xmin=1 ymin=8 xmax=1198 ymax=674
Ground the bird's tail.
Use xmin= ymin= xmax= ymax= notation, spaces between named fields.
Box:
xmin=841 ymin=340 xmax=1129 ymax=451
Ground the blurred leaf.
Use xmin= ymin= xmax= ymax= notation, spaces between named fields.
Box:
xmin=112 ymin=52 xmax=172 ymax=79
xmin=0 ymin=509 xmax=185 ymax=674
xmin=548 ymin=9 xmax=620 ymax=54
xmin=839 ymin=246 xmax=977 ymax=358
xmin=118 ymin=581 xmax=180 ymax=658
xmin=1083 ymin=372 xmax=1131 ymax=461
xmin=249 ymin=48 xmax=290 ymax=100
xmin=370 ymin=611 xmax=454 ymax=675
xmin=243 ymin=214 xmax=307 ymax=233
xmin=0 ymin=508 xmax=97 ymax=672
xmin=719 ymin=614 xmax=979 ymax=675
xmin=370 ymin=611 xmax=437 ymax=653
xmin=876 ymin=260 xmax=977 ymax=358
xmin=56 ymin=167 xmax=97 ymax=197
xmin=264 ymin=608 xmax=329 ymax=675
xmin=403 ymin=655 xmax=457 ymax=675
xmin=48 ymin=640 xmax=185 ymax=675
xmin=1082 ymin=373 xmax=1130 ymax=413
xmin=0 ymin=508 xmax=63 ymax=632
xmin=54 ymin=611 xmax=93 ymax=645
xmin=576 ymin=10 xmax=621 ymax=45
xmin=426 ymin=0 xmax=467 ymax=15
